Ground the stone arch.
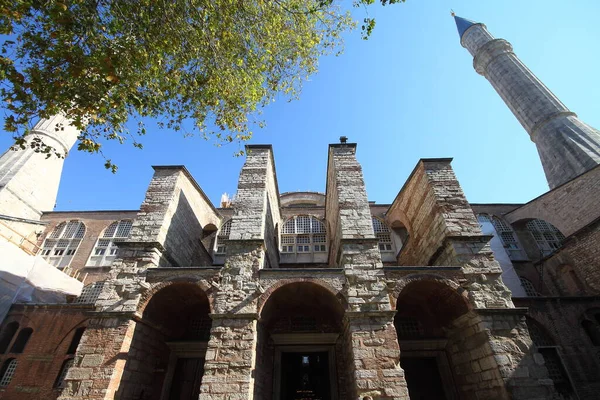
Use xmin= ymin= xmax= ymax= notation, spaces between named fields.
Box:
xmin=117 ymin=280 xmax=213 ymax=400
xmin=388 ymin=274 xmax=467 ymax=310
xmin=257 ymin=278 xmax=346 ymax=315
xmin=254 ymin=280 xmax=347 ymax=400
xmin=137 ymin=277 xmax=214 ymax=315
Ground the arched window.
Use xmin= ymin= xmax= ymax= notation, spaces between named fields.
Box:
xmin=215 ymin=220 xmax=232 ymax=255
xmin=54 ymin=358 xmax=74 ymax=388
xmin=478 ymin=214 xmax=524 ymax=259
xmin=9 ymin=328 xmax=32 ymax=353
xmin=40 ymin=221 xmax=86 ymax=269
xmin=526 ymin=219 xmax=565 ymax=256
xmin=67 ymin=328 xmax=85 ymax=355
xmin=74 ymin=282 xmax=104 ymax=304
xmin=372 ymin=217 xmax=394 ymax=252
xmin=520 ymin=277 xmax=539 ymax=297
xmin=0 ymin=359 xmax=17 ymax=387
xmin=87 ymin=220 xmax=133 ymax=267
xmin=0 ymin=322 xmax=19 ymax=354
xmin=281 ymin=216 xmax=326 ymax=254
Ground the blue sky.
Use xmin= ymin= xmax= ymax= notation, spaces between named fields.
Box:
xmin=1 ymin=0 xmax=600 ymax=211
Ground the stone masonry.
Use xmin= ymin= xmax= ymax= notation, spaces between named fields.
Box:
xmin=458 ymin=17 xmax=600 ymax=189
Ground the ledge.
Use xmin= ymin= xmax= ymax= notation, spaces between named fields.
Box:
xmin=148 ymin=266 xmax=221 ymax=272
xmin=474 ymin=307 xmax=528 ymax=315
xmin=210 ymin=313 xmax=258 ymax=320
xmin=513 ymin=295 xmax=600 ymax=302
xmin=346 ymin=310 xmax=396 ymax=319
xmin=260 ymin=268 xmax=343 ymax=276
xmin=384 ymin=266 xmax=462 ymax=271
xmin=11 ymin=303 xmax=95 ymax=311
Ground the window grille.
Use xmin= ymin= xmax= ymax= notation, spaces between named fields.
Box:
xmin=187 ymin=316 xmax=211 ymax=340
xmin=526 ymin=219 xmax=565 ymax=256
xmin=214 ymin=220 xmax=232 ymax=255
xmin=0 ymin=359 xmax=17 ymax=387
xmin=87 ymin=220 xmax=132 ymax=267
xmin=55 ymin=358 xmax=74 ymax=388
xmin=520 ymin=278 xmax=539 ymax=297
xmin=538 ymin=348 xmax=575 ymax=397
xmin=280 ymin=216 xmax=327 ymax=256
xmin=477 ymin=214 xmax=492 ymax=224
xmin=396 ymin=317 xmax=423 ymax=339
xmin=74 ymin=282 xmax=104 ymax=304
xmin=41 ymin=221 xmax=86 ymax=269
xmin=372 ymin=218 xmax=394 ymax=253
xmin=526 ymin=318 xmax=554 ymax=347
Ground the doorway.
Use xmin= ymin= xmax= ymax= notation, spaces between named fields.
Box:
xmin=401 ymin=357 xmax=447 ymax=400
xmin=168 ymin=358 xmax=204 ymax=400
xmin=280 ymin=351 xmax=331 ymax=400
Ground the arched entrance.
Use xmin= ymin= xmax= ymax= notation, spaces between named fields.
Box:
xmin=254 ymin=282 xmax=346 ymax=400
xmin=117 ymin=282 xmax=212 ymax=400
xmin=395 ymin=279 xmax=471 ymax=400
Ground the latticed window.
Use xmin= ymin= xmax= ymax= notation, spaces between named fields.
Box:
xmin=187 ymin=316 xmax=211 ymax=340
xmin=526 ymin=318 xmax=554 ymax=347
xmin=395 ymin=317 xmax=423 ymax=339
xmin=372 ymin=217 xmax=393 ymax=252
xmin=55 ymin=358 xmax=74 ymax=388
xmin=0 ymin=359 xmax=17 ymax=387
xmin=520 ymin=277 xmax=539 ymax=297
xmin=281 ymin=216 xmax=327 ymax=254
xmin=74 ymin=282 xmax=104 ymax=304
xmin=526 ymin=219 xmax=565 ymax=256
xmin=491 ymin=217 xmax=520 ymax=250
xmin=87 ymin=220 xmax=132 ymax=267
xmin=538 ymin=348 xmax=575 ymax=397
xmin=215 ymin=220 xmax=232 ymax=254
xmin=40 ymin=221 xmax=86 ymax=269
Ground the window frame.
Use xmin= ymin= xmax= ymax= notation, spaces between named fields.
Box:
xmin=86 ymin=220 xmax=133 ymax=267
xmin=280 ymin=216 xmax=327 ymax=256
xmin=40 ymin=221 xmax=86 ymax=269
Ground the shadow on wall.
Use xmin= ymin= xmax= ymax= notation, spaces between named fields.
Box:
xmin=115 ymin=282 xmax=211 ymax=400
xmin=393 ymin=278 xmax=561 ymax=400
xmin=163 ymin=191 xmax=213 ymax=267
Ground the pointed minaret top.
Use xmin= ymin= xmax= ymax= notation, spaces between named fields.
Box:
xmin=453 ymin=14 xmax=478 ymax=39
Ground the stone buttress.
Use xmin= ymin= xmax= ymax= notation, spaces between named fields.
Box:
xmin=455 ymin=15 xmax=600 ymax=189
xmin=58 ymin=166 xmax=221 ymax=399
xmin=199 ymin=145 xmax=281 ymax=399
xmin=326 ymin=143 xmax=409 ymax=400
xmin=387 ymin=158 xmax=558 ymax=399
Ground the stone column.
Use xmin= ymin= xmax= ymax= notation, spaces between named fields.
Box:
xmin=326 ymin=143 xmax=408 ymax=399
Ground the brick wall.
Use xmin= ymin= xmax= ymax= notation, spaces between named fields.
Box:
xmin=0 ymin=305 xmax=90 ymax=400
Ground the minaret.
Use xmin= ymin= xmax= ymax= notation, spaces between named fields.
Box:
xmin=455 ymin=15 xmax=600 ymax=189
xmin=0 ymin=115 xmax=79 ymax=220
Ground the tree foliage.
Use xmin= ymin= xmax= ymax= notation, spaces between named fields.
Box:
xmin=0 ymin=0 xmax=403 ymax=170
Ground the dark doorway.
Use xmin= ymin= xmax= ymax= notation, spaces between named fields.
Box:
xmin=280 ymin=351 xmax=331 ymax=400
xmin=168 ymin=358 xmax=204 ymax=400
xmin=401 ymin=357 xmax=447 ymax=400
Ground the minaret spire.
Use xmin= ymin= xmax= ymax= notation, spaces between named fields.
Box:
xmin=455 ymin=15 xmax=600 ymax=189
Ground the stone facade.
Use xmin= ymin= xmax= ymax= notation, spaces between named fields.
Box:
xmin=1 ymin=14 xmax=600 ymax=400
